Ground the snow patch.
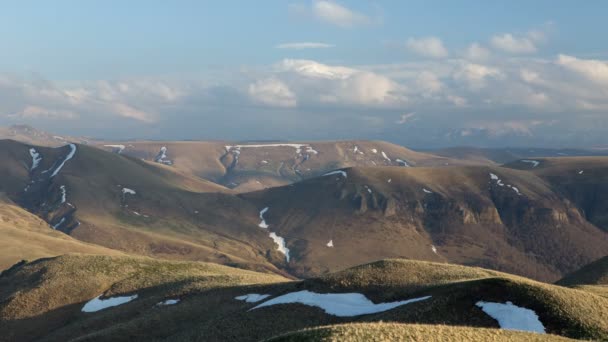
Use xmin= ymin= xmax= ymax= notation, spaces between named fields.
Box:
xmin=381 ymin=151 xmax=391 ymax=162
xmin=50 ymin=144 xmax=77 ymax=177
xmin=387 ymin=178 xmax=392 ymax=183
xmin=396 ymin=158 xmax=409 ymax=167
xmin=521 ymin=160 xmax=539 ymax=167
xmin=155 ymin=146 xmax=173 ymax=165
xmin=476 ymin=301 xmax=545 ymax=334
xmin=251 ymin=290 xmax=431 ymax=317
xmin=371 ymin=149 xmax=378 ymax=154
xmin=323 ymin=170 xmax=347 ymax=178
xmin=423 ymin=188 xmax=433 ymax=194
xmin=489 ymin=173 xmax=505 ymax=187
xmin=82 ymin=294 xmax=138 ymax=313
xmin=431 ymin=245 xmax=437 ymax=254
xmin=122 ymin=188 xmax=136 ymax=195
xmin=490 ymin=173 xmax=522 ymax=195
xmin=578 ymin=170 xmax=584 ymax=175
xmin=156 ymin=299 xmax=180 ymax=306
xmin=59 ymin=185 xmax=67 ymax=204
xmin=29 ymin=148 xmax=42 ymax=170
xmin=235 ymin=294 xmax=271 ymax=303
xmin=52 ymin=217 xmax=65 ymax=230
xmin=104 ymin=144 xmax=126 ymax=154
xmin=258 ymin=207 xmax=269 ymax=228
xmin=257 ymin=207 xmax=290 ymax=262
xmin=269 ymin=232 xmax=290 ymax=262
xmin=327 ymin=240 xmax=334 ymax=247
xmin=305 ymin=146 xmax=318 ymax=155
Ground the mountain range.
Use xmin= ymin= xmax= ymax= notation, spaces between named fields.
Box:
xmin=0 ymin=124 xmax=607 ymax=341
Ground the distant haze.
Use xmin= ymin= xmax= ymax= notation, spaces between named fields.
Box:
xmin=1 ymin=1 xmax=608 ymax=148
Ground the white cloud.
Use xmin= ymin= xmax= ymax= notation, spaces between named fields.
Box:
xmin=453 ymin=63 xmax=503 ymax=89
xmin=416 ymin=71 xmax=443 ymax=95
xmin=275 ymin=59 xmax=404 ymax=106
xmin=447 ymin=94 xmax=467 ymax=107
xmin=490 ymin=33 xmax=538 ymax=54
xmin=466 ymin=43 xmax=491 ymax=60
xmin=277 ymin=59 xmax=356 ymax=79
xmin=556 ymin=54 xmax=608 ymax=85
xmin=406 ymin=37 xmax=448 ymax=58
xmin=312 ymin=1 xmax=370 ymax=28
xmin=248 ymin=78 xmax=297 ymax=108
xmin=10 ymin=105 xmax=77 ymax=119
xmin=276 ymin=42 xmax=334 ymax=50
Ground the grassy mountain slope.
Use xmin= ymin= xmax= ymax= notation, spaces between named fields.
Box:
xmin=241 ymin=165 xmax=608 ymax=281
xmin=0 ymin=140 xmax=288 ymax=275
xmin=96 ymin=140 xmax=474 ymax=192
xmin=1 ymin=257 xmax=607 ymax=341
xmin=0 ymin=195 xmax=122 ymax=270
xmin=557 ymin=256 xmax=608 ymax=287
xmin=268 ymin=323 xmax=576 ymax=342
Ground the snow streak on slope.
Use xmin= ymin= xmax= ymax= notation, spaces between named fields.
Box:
xmin=521 ymin=160 xmax=540 ymax=167
xmin=476 ymin=301 xmax=545 ymax=333
xmin=156 ymin=299 xmax=180 ymax=306
xmin=29 ymin=148 xmax=42 ymax=170
xmin=257 ymin=207 xmax=290 ymax=262
xmin=235 ymin=294 xmax=271 ymax=303
xmin=82 ymin=294 xmax=138 ymax=313
xmin=251 ymin=290 xmax=431 ymax=317
xmin=50 ymin=144 xmax=77 ymax=177
xmin=258 ymin=207 xmax=269 ymax=228
xmin=323 ymin=170 xmax=347 ymax=178
xmin=104 ymin=144 xmax=126 ymax=154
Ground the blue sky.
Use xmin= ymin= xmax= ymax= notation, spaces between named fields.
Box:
xmin=1 ymin=1 xmax=608 ymax=147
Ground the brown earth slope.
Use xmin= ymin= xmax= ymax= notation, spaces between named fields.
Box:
xmin=241 ymin=165 xmax=608 ymax=282
xmin=0 ymin=140 xmax=287 ymax=275
xmin=96 ymin=140 xmax=476 ymax=192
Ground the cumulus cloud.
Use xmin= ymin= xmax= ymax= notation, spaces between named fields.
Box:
xmin=453 ymin=63 xmax=503 ymax=89
xmin=556 ymin=54 xmax=608 ymax=85
xmin=248 ymin=78 xmax=297 ymax=107
xmin=3 ymin=50 xmax=608 ymax=146
xmin=275 ymin=42 xmax=334 ymax=49
xmin=311 ymin=1 xmax=370 ymax=28
xmin=490 ymin=31 xmax=543 ymax=54
xmin=406 ymin=37 xmax=448 ymax=58
xmin=466 ymin=43 xmax=491 ymax=60
xmin=276 ymin=59 xmax=404 ymax=106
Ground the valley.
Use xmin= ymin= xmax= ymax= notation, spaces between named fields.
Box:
xmin=0 ymin=126 xmax=607 ymax=341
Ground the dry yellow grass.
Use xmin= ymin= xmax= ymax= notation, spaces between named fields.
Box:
xmin=268 ymin=323 xmax=574 ymax=342
xmin=0 ymin=195 xmax=122 ymax=270
xmin=266 ymin=323 xmax=578 ymax=342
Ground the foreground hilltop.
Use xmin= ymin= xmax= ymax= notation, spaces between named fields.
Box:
xmin=1 ymin=255 xmax=606 ymax=341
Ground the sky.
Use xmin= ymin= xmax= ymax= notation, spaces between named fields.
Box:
xmin=1 ymin=0 xmax=608 ymax=147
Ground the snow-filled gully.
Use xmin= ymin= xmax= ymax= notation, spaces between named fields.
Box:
xmin=258 ymin=207 xmax=290 ymax=262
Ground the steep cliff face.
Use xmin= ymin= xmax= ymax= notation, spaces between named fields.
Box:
xmin=241 ymin=166 xmax=608 ymax=282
